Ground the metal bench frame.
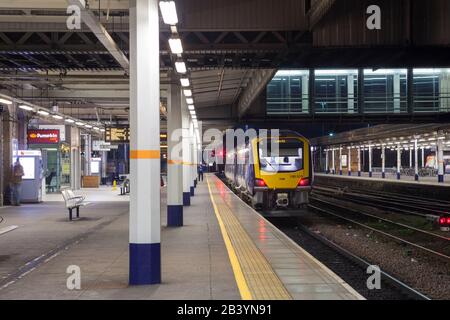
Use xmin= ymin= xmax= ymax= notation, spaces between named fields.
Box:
xmin=61 ymin=189 xmax=89 ymax=221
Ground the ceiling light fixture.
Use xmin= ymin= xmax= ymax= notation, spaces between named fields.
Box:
xmin=159 ymin=1 xmax=178 ymax=25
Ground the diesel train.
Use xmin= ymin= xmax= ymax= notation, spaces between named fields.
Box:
xmin=224 ymin=131 xmax=312 ymax=210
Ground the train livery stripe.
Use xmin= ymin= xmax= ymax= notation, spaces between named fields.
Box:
xmin=206 ymin=177 xmax=253 ymax=300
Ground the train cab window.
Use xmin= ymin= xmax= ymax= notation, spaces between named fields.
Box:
xmin=258 ymin=138 xmax=304 ymax=173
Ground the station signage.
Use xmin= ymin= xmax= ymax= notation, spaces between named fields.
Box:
xmin=93 ymin=140 xmax=119 ymax=151
xmin=105 ymin=126 xmax=130 ymax=143
xmin=27 ymin=129 xmax=60 ymax=144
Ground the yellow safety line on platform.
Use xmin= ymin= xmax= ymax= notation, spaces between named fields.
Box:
xmin=206 ymin=176 xmax=292 ymax=300
xmin=207 ymin=177 xmax=252 ymax=300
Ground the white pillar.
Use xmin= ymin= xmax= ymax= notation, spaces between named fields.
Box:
xmin=409 ymin=148 xmax=412 ymax=168
xmin=348 ymin=147 xmax=352 ymax=176
xmin=189 ymin=120 xmax=195 ymax=196
xmin=167 ymin=81 xmax=184 ymax=226
xmin=302 ymin=75 xmax=309 ymax=113
xmin=381 ymin=145 xmax=386 ymax=178
xmin=129 ymin=0 xmax=161 ymax=285
xmin=357 ymin=147 xmax=361 ymax=176
xmin=70 ymin=127 xmax=81 ymax=190
xmin=339 ymin=146 xmax=343 ymax=175
xmin=182 ymin=101 xmax=192 ymax=205
xmin=414 ymin=139 xmax=419 ymax=181
xmin=368 ymin=145 xmax=373 ymax=177
xmin=347 ymin=74 xmax=355 ymax=113
xmin=397 ymin=143 xmax=401 ymax=180
xmin=421 ymin=147 xmax=425 ymax=168
xmin=331 ymin=148 xmax=336 ymax=174
xmin=325 ymin=150 xmax=329 ymax=173
xmin=437 ymin=139 xmax=445 ymax=183
xmin=393 ymin=72 xmax=401 ymax=113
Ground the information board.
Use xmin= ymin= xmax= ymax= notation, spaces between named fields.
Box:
xmin=105 ymin=127 xmax=130 ymax=143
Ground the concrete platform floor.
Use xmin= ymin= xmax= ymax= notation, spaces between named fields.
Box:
xmin=0 ymin=182 xmax=239 ymax=300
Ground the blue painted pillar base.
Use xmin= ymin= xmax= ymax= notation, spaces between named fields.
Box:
xmin=129 ymin=243 xmax=161 ymax=285
xmin=382 ymin=172 xmax=386 ymax=179
xmin=183 ymin=192 xmax=191 ymax=206
xmin=326 ymin=170 xmax=329 ymax=174
xmin=438 ymin=175 xmax=444 ymax=183
xmin=339 ymin=170 xmax=343 ymax=176
xmin=194 ymin=179 xmax=197 ymax=188
xmin=415 ymin=174 xmax=419 ymax=181
xmin=167 ymin=205 xmax=183 ymax=227
xmin=369 ymin=171 xmax=373 ymax=178
xmin=348 ymin=171 xmax=352 ymax=176
xmin=397 ymin=172 xmax=401 ymax=180
xmin=358 ymin=171 xmax=361 ymax=177
xmin=190 ymin=186 xmax=195 ymax=196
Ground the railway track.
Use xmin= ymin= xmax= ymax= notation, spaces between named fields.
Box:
xmin=269 ymin=217 xmax=430 ymax=300
xmin=309 ymin=196 xmax=450 ymax=262
xmin=313 ymin=185 xmax=450 ymax=219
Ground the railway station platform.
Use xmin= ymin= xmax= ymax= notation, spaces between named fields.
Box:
xmin=0 ymin=174 xmax=362 ymax=300
xmin=315 ymin=173 xmax=450 ymax=201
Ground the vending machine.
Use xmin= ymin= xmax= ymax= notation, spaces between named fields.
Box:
xmin=14 ymin=150 xmax=43 ymax=203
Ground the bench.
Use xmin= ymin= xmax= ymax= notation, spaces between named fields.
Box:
xmin=61 ymin=189 xmax=90 ymax=221
xmin=119 ymin=178 xmax=130 ymax=195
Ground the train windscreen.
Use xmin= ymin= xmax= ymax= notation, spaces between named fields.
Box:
xmin=258 ymin=138 xmax=304 ymax=173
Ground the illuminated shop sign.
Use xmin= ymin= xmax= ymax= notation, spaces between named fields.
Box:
xmin=27 ymin=129 xmax=60 ymax=144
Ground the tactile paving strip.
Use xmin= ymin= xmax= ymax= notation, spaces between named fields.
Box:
xmin=207 ymin=177 xmax=292 ymax=300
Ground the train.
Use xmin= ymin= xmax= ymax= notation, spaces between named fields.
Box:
xmin=224 ymin=131 xmax=313 ymax=211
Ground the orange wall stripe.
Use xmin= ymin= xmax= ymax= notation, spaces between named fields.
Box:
xmin=130 ymin=150 xmax=160 ymax=159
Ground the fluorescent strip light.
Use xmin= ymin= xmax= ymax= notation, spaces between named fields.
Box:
xmin=159 ymin=1 xmax=178 ymax=25
xmin=37 ymin=110 xmax=49 ymax=116
xmin=168 ymin=38 xmax=183 ymax=54
xmin=170 ymin=25 xmax=178 ymax=33
xmin=85 ymin=124 xmax=93 ymax=129
xmin=190 ymin=110 xmax=196 ymax=115
xmin=75 ymin=122 xmax=84 ymax=126
xmin=192 ymin=115 xmax=197 ymax=119
xmin=100 ymin=129 xmax=105 ymax=132
xmin=175 ymin=61 xmax=187 ymax=74
xmin=93 ymin=127 xmax=100 ymax=131
xmin=19 ymin=105 xmax=34 ymax=111
xmin=183 ymin=89 xmax=192 ymax=97
xmin=65 ymin=118 xmax=75 ymax=123
xmin=52 ymin=114 xmax=63 ymax=120
xmin=0 ymin=98 xmax=12 ymax=105
xmin=180 ymin=78 xmax=190 ymax=87
xmin=186 ymin=98 xmax=194 ymax=104
xmin=188 ymin=105 xmax=195 ymax=111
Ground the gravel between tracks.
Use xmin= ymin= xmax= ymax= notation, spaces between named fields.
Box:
xmin=302 ymin=213 xmax=450 ymax=300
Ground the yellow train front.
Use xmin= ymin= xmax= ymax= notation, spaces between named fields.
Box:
xmin=225 ymin=132 xmax=312 ymax=211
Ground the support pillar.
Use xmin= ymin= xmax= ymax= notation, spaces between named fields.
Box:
xmin=189 ymin=120 xmax=195 ymax=196
xmin=437 ymin=139 xmax=444 ymax=183
xmin=182 ymin=101 xmax=191 ymax=206
xmin=368 ymin=145 xmax=373 ymax=177
xmin=414 ymin=139 xmax=419 ymax=181
xmin=397 ymin=143 xmax=401 ymax=180
xmin=70 ymin=127 xmax=81 ymax=190
xmin=167 ymin=80 xmax=184 ymax=227
xmin=357 ymin=147 xmax=361 ymax=177
xmin=348 ymin=147 xmax=352 ymax=176
xmin=421 ymin=147 xmax=425 ymax=168
xmin=129 ymin=0 xmax=161 ymax=285
xmin=409 ymin=148 xmax=412 ymax=168
xmin=339 ymin=146 xmax=343 ymax=175
xmin=325 ymin=150 xmax=329 ymax=173
xmin=331 ymin=148 xmax=335 ymax=174
xmin=381 ymin=145 xmax=386 ymax=178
